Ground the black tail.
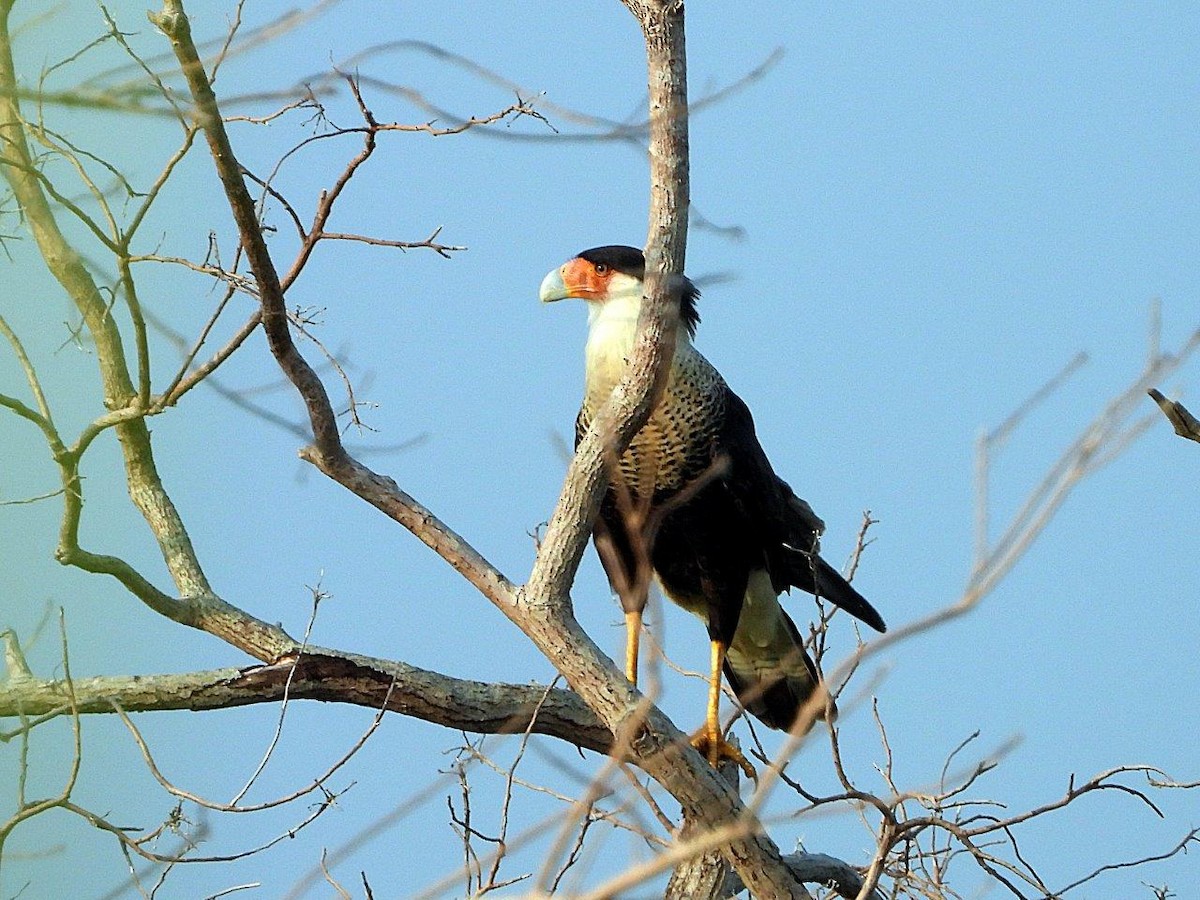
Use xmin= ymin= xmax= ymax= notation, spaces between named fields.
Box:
xmin=783 ymin=549 xmax=887 ymax=633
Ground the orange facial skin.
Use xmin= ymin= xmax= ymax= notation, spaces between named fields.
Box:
xmin=559 ymin=256 xmax=616 ymax=301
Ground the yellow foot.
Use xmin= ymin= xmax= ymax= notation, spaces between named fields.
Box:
xmin=690 ymin=729 xmax=757 ymax=781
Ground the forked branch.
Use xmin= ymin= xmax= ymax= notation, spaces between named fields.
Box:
xmin=150 ymin=0 xmax=810 ymax=894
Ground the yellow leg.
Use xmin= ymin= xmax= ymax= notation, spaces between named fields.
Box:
xmin=690 ymin=640 xmax=756 ymax=780
xmin=704 ymin=639 xmax=724 ymax=742
xmin=624 ymin=609 xmax=642 ymax=686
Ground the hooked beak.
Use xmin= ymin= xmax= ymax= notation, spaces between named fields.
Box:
xmin=539 ymin=267 xmax=570 ymax=303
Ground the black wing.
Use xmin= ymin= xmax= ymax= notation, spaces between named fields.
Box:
xmin=715 ymin=389 xmax=887 ymax=633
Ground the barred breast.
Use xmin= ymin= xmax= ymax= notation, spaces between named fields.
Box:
xmin=578 ymin=345 xmax=727 ymax=499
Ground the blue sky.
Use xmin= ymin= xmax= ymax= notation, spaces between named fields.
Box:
xmin=2 ymin=2 xmax=1198 ymax=896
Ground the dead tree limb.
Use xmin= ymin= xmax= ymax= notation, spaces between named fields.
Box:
xmin=149 ymin=0 xmax=809 ymax=894
xmin=1148 ymin=388 xmax=1200 ymax=443
xmin=0 ymin=652 xmax=612 ymax=753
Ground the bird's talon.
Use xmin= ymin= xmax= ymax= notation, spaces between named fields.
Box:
xmin=690 ymin=730 xmax=757 ymax=782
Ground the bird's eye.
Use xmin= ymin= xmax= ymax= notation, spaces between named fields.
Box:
xmin=594 ymin=263 xmax=610 ymax=275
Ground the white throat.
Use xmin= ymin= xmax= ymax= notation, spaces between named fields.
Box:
xmin=583 ymin=292 xmax=692 ymax=406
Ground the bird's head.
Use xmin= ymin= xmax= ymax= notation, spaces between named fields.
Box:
xmin=539 ymin=245 xmax=700 ymax=336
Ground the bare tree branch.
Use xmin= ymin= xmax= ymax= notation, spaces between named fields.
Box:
xmin=1148 ymin=388 xmax=1200 ymax=443
xmin=0 ymin=652 xmax=613 ymax=754
xmin=720 ymin=852 xmax=884 ymax=900
xmin=147 ymin=0 xmax=814 ymax=893
xmin=5 ymin=3 xmax=1194 ymax=896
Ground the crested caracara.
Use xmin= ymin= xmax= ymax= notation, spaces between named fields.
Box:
xmin=540 ymin=245 xmax=885 ymax=774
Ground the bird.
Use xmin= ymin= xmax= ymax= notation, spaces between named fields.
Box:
xmin=540 ymin=245 xmax=886 ymax=774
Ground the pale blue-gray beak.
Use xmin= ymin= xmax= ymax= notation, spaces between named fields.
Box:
xmin=539 ymin=267 xmax=569 ymax=303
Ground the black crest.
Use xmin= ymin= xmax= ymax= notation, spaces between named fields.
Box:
xmin=577 ymin=245 xmax=701 ymax=337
